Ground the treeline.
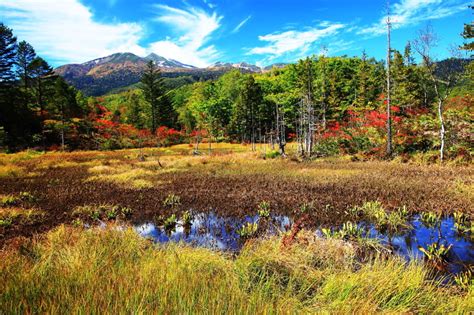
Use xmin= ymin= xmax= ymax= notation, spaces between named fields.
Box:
xmin=1 ymin=21 xmax=472 ymax=161
xmin=0 ymin=23 xmax=89 ymax=151
xmin=104 ymin=42 xmax=471 ymax=160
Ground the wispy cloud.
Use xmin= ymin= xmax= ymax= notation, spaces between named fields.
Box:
xmin=358 ymin=0 xmax=469 ymax=36
xmin=149 ymin=4 xmax=222 ymax=67
xmin=247 ymin=22 xmax=344 ymax=60
xmin=232 ymin=15 xmax=252 ymax=34
xmin=0 ymin=0 xmax=145 ymax=65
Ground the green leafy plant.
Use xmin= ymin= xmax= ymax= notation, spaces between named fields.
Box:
xmin=163 ymin=194 xmax=181 ymax=208
xmin=163 ymin=214 xmax=177 ymax=230
xmin=106 ymin=207 xmax=119 ymax=220
xmin=72 ymin=218 xmax=83 ymax=228
xmin=237 ymin=222 xmax=259 ymax=239
xmin=89 ymin=209 xmax=101 ymax=221
xmin=181 ymin=211 xmax=193 ymax=226
xmin=419 ymin=212 xmax=442 ymax=228
xmin=418 ymin=242 xmax=452 ymax=263
xmin=257 ymin=201 xmax=270 ymax=218
xmin=337 ymin=221 xmax=364 ymax=240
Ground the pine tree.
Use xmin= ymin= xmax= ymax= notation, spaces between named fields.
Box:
xmin=30 ymin=57 xmax=56 ymax=150
xmin=460 ymin=5 xmax=473 ymax=53
xmin=140 ymin=60 xmax=165 ymax=132
xmin=16 ymin=41 xmax=36 ymax=90
xmin=0 ymin=23 xmax=17 ymax=86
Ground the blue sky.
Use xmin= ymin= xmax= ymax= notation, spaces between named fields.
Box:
xmin=0 ymin=0 xmax=471 ymax=67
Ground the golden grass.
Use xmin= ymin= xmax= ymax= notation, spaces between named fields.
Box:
xmin=0 ymin=207 xmax=45 ymax=226
xmin=87 ymin=164 xmax=155 ymax=189
xmin=1 ymin=226 xmax=472 ymax=313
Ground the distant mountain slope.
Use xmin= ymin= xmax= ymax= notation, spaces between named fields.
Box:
xmin=54 ymin=53 xmax=264 ymax=96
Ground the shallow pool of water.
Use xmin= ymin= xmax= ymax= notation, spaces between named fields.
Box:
xmin=134 ymin=212 xmax=473 ymax=274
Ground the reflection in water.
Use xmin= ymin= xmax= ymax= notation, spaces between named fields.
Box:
xmin=134 ymin=213 xmax=472 ymax=274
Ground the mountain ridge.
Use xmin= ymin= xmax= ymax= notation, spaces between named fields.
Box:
xmin=54 ymin=52 xmax=278 ymax=96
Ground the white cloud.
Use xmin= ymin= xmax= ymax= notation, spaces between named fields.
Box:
xmin=232 ymin=16 xmax=252 ymax=34
xmin=247 ymin=22 xmax=344 ymax=58
xmin=149 ymin=5 xmax=222 ymax=67
xmin=0 ymin=0 xmax=146 ymax=65
xmin=358 ymin=0 xmax=469 ymax=36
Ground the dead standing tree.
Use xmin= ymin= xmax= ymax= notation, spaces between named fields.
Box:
xmin=297 ymin=58 xmax=316 ymax=158
xmin=413 ymin=25 xmax=462 ymax=162
xmin=386 ymin=0 xmax=393 ymax=157
xmin=275 ymin=103 xmax=286 ymax=156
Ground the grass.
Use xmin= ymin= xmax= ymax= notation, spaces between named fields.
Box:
xmin=0 ymin=207 xmax=45 ymax=227
xmin=1 ymin=225 xmax=472 ymax=313
xmin=87 ymin=164 xmax=155 ymax=189
xmin=72 ymin=204 xmax=133 ymax=221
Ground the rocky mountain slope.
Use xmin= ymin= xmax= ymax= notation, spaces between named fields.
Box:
xmin=55 ymin=52 xmax=272 ymax=96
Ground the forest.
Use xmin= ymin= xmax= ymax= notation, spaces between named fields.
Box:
xmin=1 ymin=21 xmax=472 ymax=163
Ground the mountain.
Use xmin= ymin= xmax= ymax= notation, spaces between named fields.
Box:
xmin=144 ymin=53 xmax=196 ymax=69
xmin=208 ymin=61 xmax=262 ymax=72
xmin=55 ymin=53 xmax=263 ymax=96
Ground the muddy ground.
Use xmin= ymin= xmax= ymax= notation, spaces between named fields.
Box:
xmin=0 ymin=148 xmax=472 ymax=245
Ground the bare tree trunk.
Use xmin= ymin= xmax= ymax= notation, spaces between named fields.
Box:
xmin=438 ymin=98 xmax=445 ymax=162
xmin=386 ymin=0 xmax=393 ymax=157
xmin=433 ymin=83 xmax=446 ymax=162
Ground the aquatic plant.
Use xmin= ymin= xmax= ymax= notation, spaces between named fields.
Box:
xmin=418 ymin=242 xmax=452 ymax=263
xmin=237 ymin=222 xmax=259 ymax=239
xmin=338 ymin=221 xmax=364 ymax=240
xmin=163 ymin=214 xmax=177 ymax=230
xmin=257 ymin=201 xmax=270 ymax=218
xmin=181 ymin=211 xmax=193 ymax=226
xmin=163 ymin=194 xmax=181 ymax=208
xmin=106 ymin=207 xmax=119 ymax=220
xmin=419 ymin=212 xmax=442 ymax=228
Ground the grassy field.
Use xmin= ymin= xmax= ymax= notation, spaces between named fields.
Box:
xmin=1 ymin=225 xmax=473 ymax=313
xmin=0 ymin=144 xmax=473 ymax=313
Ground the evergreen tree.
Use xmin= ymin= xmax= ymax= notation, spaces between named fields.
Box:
xmin=460 ymin=5 xmax=473 ymax=53
xmin=140 ymin=60 xmax=165 ymax=132
xmin=15 ymin=41 xmax=36 ymax=90
xmin=0 ymin=23 xmax=17 ymax=85
xmin=127 ymin=94 xmax=144 ymax=129
xmin=232 ymin=76 xmax=264 ymax=145
xmin=30 ymin=57 xmax=56 ymax=149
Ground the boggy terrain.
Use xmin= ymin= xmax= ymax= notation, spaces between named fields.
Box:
xmin=0 ymin=143 xmax=472 ymax=245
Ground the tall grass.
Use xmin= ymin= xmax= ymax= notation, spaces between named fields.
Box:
xmin=1 ymin=226 xmax=472 ymax=313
